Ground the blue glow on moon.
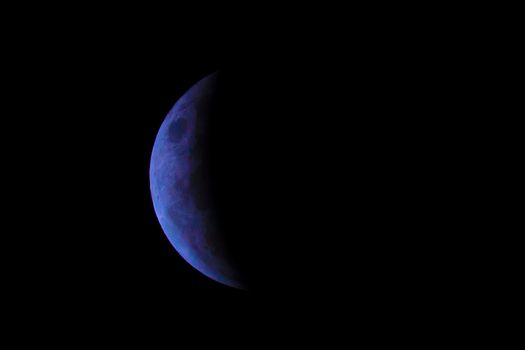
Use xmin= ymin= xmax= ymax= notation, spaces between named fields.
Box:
xmin=150 ymin=73 xmax=244 ymax=289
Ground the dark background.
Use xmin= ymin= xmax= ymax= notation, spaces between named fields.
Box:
xmin=65 ymin=45 xmax=447 ymax=300
xmin=0 ymin=5 xmax=515 ymax=342
xmin=4 ymin=15 xmax=486 ymax=320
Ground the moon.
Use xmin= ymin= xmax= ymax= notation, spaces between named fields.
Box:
xmin=150 ymin=73 xmax=244 ymax=289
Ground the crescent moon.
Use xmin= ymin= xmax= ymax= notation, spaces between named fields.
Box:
xmin=150 ymin=73 xmax=245 ymax=289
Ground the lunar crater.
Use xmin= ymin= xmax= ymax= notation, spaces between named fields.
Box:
xmin=168 ymin=117 xmax=188 ymax=143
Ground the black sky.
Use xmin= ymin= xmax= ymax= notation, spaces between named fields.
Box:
xmin=2 ymin=15 xmax=482 ymax=324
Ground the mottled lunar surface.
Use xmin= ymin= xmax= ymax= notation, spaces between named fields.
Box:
xmin=150 ymin=73 xmax=244 ymax=289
